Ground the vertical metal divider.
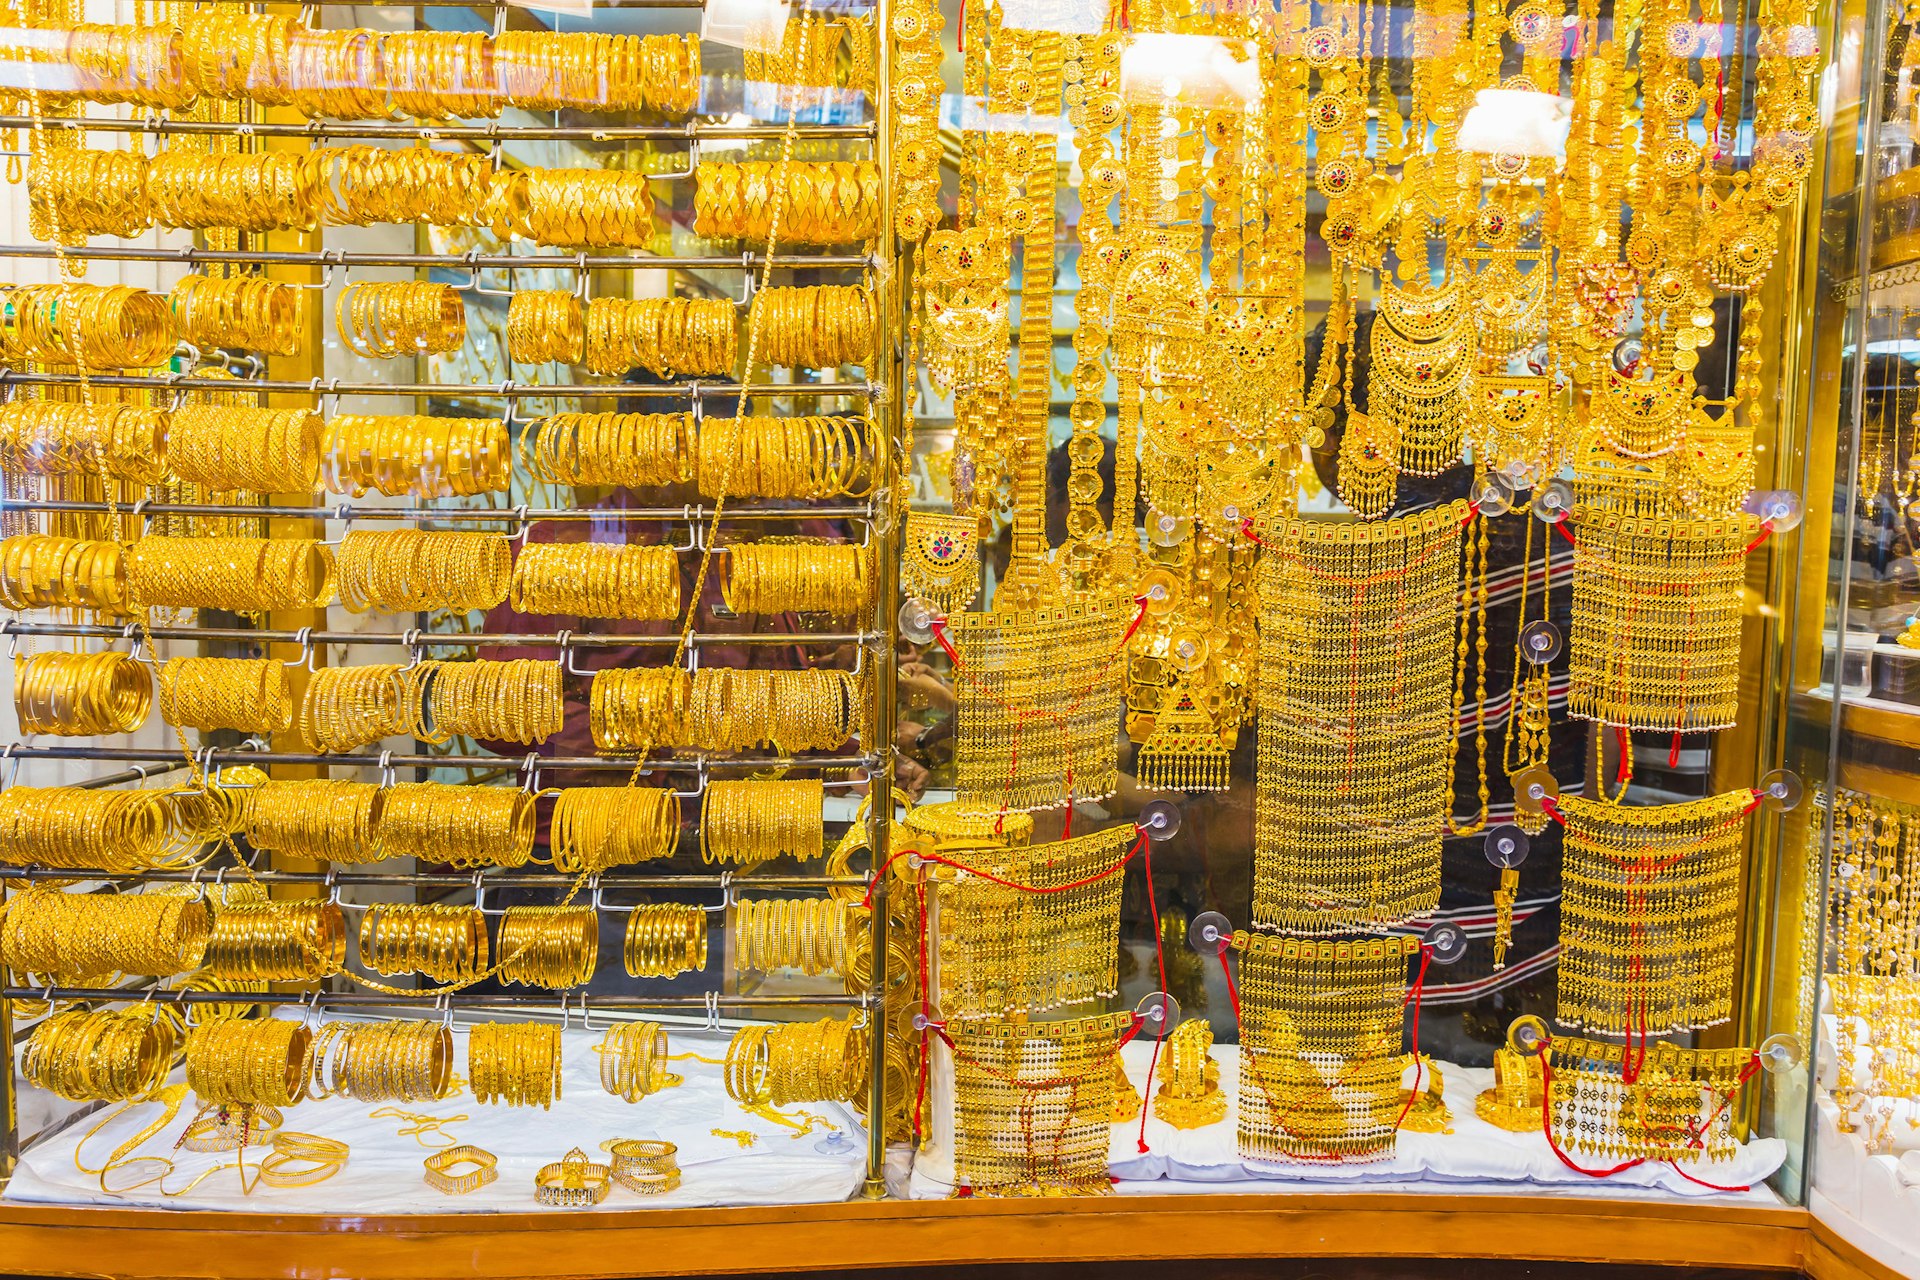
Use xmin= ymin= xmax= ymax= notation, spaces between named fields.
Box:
xmin=864 ymin=0 xmax=899 ymax=1196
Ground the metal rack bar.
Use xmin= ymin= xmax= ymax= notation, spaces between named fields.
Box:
xmin=0 ymin=621 xmax=877 ymax=649
xmin=2 ymin=745 xmax=878 ymax=773
xmin=0 ymin=868 xmax=865 ymax=889
xmin=4 ymin=987 xmax=866 ymax=1011
xmin=0 ymin=244 xmax=875 ymax=271
xmin=0 ymin=371 xmax=875 ymax=400
xmin=0 ymin=499 xmax=877 ymax=523
xmin=0 ymin=117 xmax=875 ymax=142
xmin=69 ymin=761 xmax=190 ymax=790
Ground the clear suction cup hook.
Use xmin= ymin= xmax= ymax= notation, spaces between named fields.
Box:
xmin=1500 ymin=459 xmax=1538 ymax=491
xmin=1423 ymin=921 xmax=1469 ymax=964
xmin=1148 ymin=511 xmax=1190 ymax=548
xmin=1759 ymin=1033 xmax=1804 ymax=1074
xmin=1187 ymin=909 xmax=1232 ymax=955
xmin=1758 ymin=768 xmax=1804 ymax=812
xmin=1512 ymin=765 xmax=1560 ymax=818
xmin=910 ymin=1002 xmax=944 ymax=1033
xmin=1134 ymin=991 xmax=1182 ymax=1039
xmin=1532 ymin=478 xmax=1574 ymax=524
xmin=1485 ymin=824 xmax=1531 ymax=869
xmin=898 ymin=598 xmax=936 ymax=646
xmin=1472 ymin=471 xmax=1516 ymax=517
xmin=1139 ymin=799 xmax=1183 ymax=842
xmin=1744 ymin=489 xmax=1804 ymax=532
xmin=814 ymin=1131 xmax=858 ymax=1155
xmin=1519 ymin=620 xmax=1562 ymax=666
xmin=1611 ymin=336 xmax=1644 ymax=375
xmin=1507 ymin=1014 xmax=1551 ymax=1058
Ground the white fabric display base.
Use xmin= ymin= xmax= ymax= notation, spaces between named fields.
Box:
xmin=1811 ymin=1094 xmax=1920 ymax=1277
xmin=5 ymin=1019 xmax=867 ymax=1214
xmin=906 ymin=1040 xmax=1785 ymax=1202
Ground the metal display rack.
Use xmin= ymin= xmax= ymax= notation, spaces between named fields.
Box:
xmin=0 ymin=0 xmax=904 ymax=1203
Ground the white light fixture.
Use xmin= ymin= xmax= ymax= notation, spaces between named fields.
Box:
xmin=1119 ymin=34 xmax=1259 ymax=109
xmin=1457 ymin=88 xmax=1574 ymax=158
xmin=997 ymin=0 xmax=1108 ymax=35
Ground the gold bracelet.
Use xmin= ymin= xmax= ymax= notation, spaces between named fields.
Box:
xmin=424 ymin=1144 xmax=498 ymax=1195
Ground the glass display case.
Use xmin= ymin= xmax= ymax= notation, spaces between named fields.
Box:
xmin=0 ymin=0 xmax=1902 ymax=1269
xmin=1793 ymin=1 xmax=1920 ymax=1273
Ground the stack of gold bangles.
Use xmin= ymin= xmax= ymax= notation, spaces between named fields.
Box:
xmin=377 ymin=782 xmax=536 ymax=868
xmin=424 ymin=1145 xmax=498 ymax=1195
xmin=583 ymin=296 xmax=736 ymax=377
xmin=685 ymin=668 xmax=867 ymax=752
xmin=165 ymin=405 xmax=323 ymax=493
xmin=22 ymin=1007 xmax=177 ymax=1101
xmin=299 ymin=663 xmax=431 ymax=753
xmin=523 ymin=412 xmax=693 ymax=489
xmin=334 ymin=280 xmax=466 ymax=357
xmin=307 ymin=1020 xmax=455 ymax=1103
xmin=496 ymin=905 xmax=598 ymax=988
xmin=606 ymin=1138 xmax=680 ymax=1194
xmin=0 ymin=535 xmax=129 ymax=612
xmin=159 ymin=657 xmax=294 ymax=733
xmin=0 ymin=786 xmax=176 ymax=871
xmin=286 ymin=26 xmax=391 ymax=119
xmin=383 ymin=29 xmax=497 ymax=118
xmin=258 ymin=1132 xmax=351 ymax=1188
xmin=695 ymin=414 xmax=878 ymax=499
xmin=169 ymin=274 xmax=305 ymax=356
xmin=622 ymin=904 xmax=708 ymax=978
xmin=514 ymin=169 xmax=656 ymax=249
xmin=64 ymin=23 xmax=196 ymax=107
xmin=244 ymin=780 xmax=385 ymax=861
xmin=732 ymin=897 xmax=849 ymax=976
xmin=550 ymin=787 xmax=680 ymax=873
xmin=700 ymin=780 xmax=825 ymax=864
xmin=185 ymin=1017 xmax=314 ymax=1107
xmin=493 ymin=31 xmax=699 ymax=113
xmin=147 ymin=150 xmax=328 ymax=231
xmin=326 ymin=145 xmax=493 ymax=226
xmin=762 ymin=1015 xmax=866 ymax=1106
xmin=596 ymin=1022 xmax=671 ymax=1103
xmin=205 ymin=899 xmax=348 ymax=983
xmin=589 ymin=667 xmax=691 ymax=753
xmin=0 ymin=401 xmax=168 ymax=483
xmin=423 ymin=658 xmax=564 ymax=745
xmin=12 ymin=651 xmax=152 ymax=736
xmin=509 ymin=543 xmax=681 ymax=620
xmin=321 ymin=414 xmax=510 ymax=498
xmin=27 ymin=145 xmax=152 ymax=242
xmin=507 ymin=290 xmax=584 ymax=364
xmin=722 ymin=541 xmax=869 ymax=617
xmin=359 ymin=902 xmax=490 ymax=983
xmin=468 ymin=1022 xmax=562 ymax=1108
xmin=0 ymin=887 xmax=209 ymax=980
xmin=693 ymin=161 xmax=882 ymax=244
xmin=334 ymin=530 xmax=511 ymax=613
xmin=752 ymin=286 xmax=874 ymax=369
xmin=0 ymin=283 xmax=176 ymax=367
xmin=126 ymin=536 xmax=334 ymax=612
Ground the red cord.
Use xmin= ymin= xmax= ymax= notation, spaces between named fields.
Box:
xmin=930 ymin=615 xmax=961 ymax=666
xmin=1389 ymin=946 xmax=1434 ymax=1132
xmin=1538 ymin=1053 xmax=1649 ymax=1178
xmin=1551 ymin=520 xmax=1579 ymax=548
xmin=1614 ymin=725 xmax=1632 ymax=786
xmin=1120 ymin=596 xmax=1150 ymax=647
xmin=1743 ymin=522 xmax=1774 ymax=554
xmin=1136 ymin=833 xmax=1168 ymax=1155
xmin=862 ymin=836 xmax=1141 ymax=909
xmin=1216 ymin=948 xmax=1240 ymax=1022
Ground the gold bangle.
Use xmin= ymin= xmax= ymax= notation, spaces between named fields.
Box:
xmin=424 ymin=1144 xmax=499 ymax=1195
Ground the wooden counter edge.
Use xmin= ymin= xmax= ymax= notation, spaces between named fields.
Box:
xmin=0 ymin=1192 xmax=1811 ymax=1279
xmin=1806 ymin=1215 xmax=1916 ymax=1280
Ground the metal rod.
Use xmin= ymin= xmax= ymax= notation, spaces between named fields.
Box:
xmin=0 ymin=867 xmax=866 ymax=890
xmin=5 ymin=987 xmax=865 ymax=1010
xmin=2 ymin=745 xmax=878 ymax=773
xmin=1 ymin=621 xmax=877 ymax=649
xmin=0 ymin=371 xmax=875 ymax=400
xmin=0 ymin=116 xmax=875 ymax=142
xmin=0 ymin=244 xmax=875 ymax=271
xmin=68 ymin=761 xmax=191 ymax=790
xmin=0 ymin=499 xmax=876 ymax=523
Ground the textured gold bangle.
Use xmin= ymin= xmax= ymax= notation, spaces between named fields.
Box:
xmin=424 ymin=1144 xmax=498 ymax=1195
